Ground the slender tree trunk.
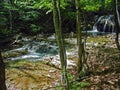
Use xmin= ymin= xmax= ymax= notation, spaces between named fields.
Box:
xmin=0 ymin=1 xmax=7 ymax=89
xmin=113 ymin=0 xmax=120 ymax=50
xmin=75 ymin=0 xmax=83 ymax=77
xmin=8 ymin=0 xmax=13 ymax=34
xmin=0 ymin=0 xmax=5 ymax=30
xmin=0 ymin=50 xmax=7 ymax=90
xmin=52 ymin=0 xmax=69 ymax=89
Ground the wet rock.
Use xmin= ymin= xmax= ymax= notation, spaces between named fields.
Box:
xmin=43 ymin=55 xmax=76 ymax=69
xmin=2 ymin=49 xmax=28 ymax=59
xmin=49 ymin=69 xmax=56 ymax=73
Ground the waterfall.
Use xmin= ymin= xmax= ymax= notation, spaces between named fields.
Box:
xmin=84 ymin=15 xmax=116 ymax=36
xmin=102 ymin=15 xmax=114 ymax=33
xmin=92 ymin=15 xmax=115 ymax=33
xmin=103 ymin=16 xmax=110 ymax=32
xmin=93 ymin=16 xmax=104 ymax=31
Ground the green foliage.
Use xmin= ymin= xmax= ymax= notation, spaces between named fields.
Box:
xmin=13 ymin=0 xmax=113 ymax=12
xmin=68 ymin=73 xmax=73 ymax=81
xmin=1 ymin=29 xmax=11 ymax=35
xmin=55 ymin=83 xmax=62 ymax=90
xmin=81 ymin=0 xmax=102 ymax=11
xmin=34 ymin=0 xmax=112 ymax=12
xmin=80 ymin=81 xmax=89 ymax=88
xmin=65 ymin=12 xmax=76 ymax=20
xmin=0 ymin=29 xmax=11 ymax=39
xmin=0 ymin=0 xmax=115 ymax=37
xmin=55 ymin=73 xmax=90 ymax=90
xmin=34 ymin=0 xmax=52 ymax=10
xmin=14 ymin=0 xmax=36 ymax=9
xmin=79 ymin=0 xmax=112 ymax=11
xmin=104 ymin=0 xmax=112 ymax=10
xmin=68 ymin=74 xmax=90 ymax=90
xmin=22 ymin=11 xmax=39 ymax=21
xmin=30 ymin=24 xmax=41 ymax=33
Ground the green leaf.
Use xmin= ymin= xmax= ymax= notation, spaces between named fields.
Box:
xmin=80 ymin=82 xmax=89 ymax=88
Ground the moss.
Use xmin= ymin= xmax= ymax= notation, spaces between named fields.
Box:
xmin=2 ymin=49 xmax=28 ymax=59
xmin=87 ymin=36 xmax=109 ymax=43
xmin=6 ymin=59 xmax=60 ymax=89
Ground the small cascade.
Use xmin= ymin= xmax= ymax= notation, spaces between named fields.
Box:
xmin=93 ymin=16 xmax=104 ymax=30
xmin=84 ymin=15 xmax=117 ymax=36
xmin=103 ymin=16 xmax=111 ymax=32
xmin=92 ymin=15 xmax=115 ymax=33
xmin=9 ymin=38 xmax=59 ymax=60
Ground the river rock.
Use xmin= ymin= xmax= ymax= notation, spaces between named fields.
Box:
xmin=43 ymin=55 xmax=76 ymax=69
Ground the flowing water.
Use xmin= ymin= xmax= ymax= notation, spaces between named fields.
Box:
xmin=7 ymin=35 xmax=59 ymax=60
xmin=82 ymin=15 xmax=115 ymax=36
xmin=87 ymin=6 xmax=119 ymax=36
xmin=90 ymin=15 xmax=114 ymax=35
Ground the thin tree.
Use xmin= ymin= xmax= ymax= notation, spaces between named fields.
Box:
xmin=0 ymin=50 xmax=7 ymax=90
xmin=75 ymin=0 xmax=83 ymax=77
xmin=113 ymin=0 xmax=120 ymax=50
xmin=0 ymin=0 xmax=7 ymax=89
xmin=52 ymin=0 xmax=69 ymax=89
xmin=75 ymin=0 xmax=89 ymax=78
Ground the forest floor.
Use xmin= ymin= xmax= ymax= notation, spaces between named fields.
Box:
xmin=3 ymin=34 xmax=120 ymax=90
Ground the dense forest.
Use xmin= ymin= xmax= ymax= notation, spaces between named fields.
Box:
xmin=0 ymin=0 xmax=120 ymax=90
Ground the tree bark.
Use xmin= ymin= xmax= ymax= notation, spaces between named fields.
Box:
xmin=0 ymin=50 xmax=7 ymax=90
xmin=75 ymin=0 xmax=83 ymax=77
xmin=113 ymin=0 xmax=120 ymax=50
xmin=52 ymin=0 xmax=69 ymax=89
xmin=0 ymin=0 xmax=7 ymax=89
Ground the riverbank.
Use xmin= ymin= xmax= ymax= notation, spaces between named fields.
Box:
xmin=2 ymin=33 xmax=120 ymax=89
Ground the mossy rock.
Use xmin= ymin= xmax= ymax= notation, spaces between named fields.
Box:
xmin=5 ymin=59 xmax=60 ymax=89
xmin=2 ymin=49 xmax=28 ymax=59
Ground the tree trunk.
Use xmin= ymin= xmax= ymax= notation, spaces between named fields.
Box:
xmin=113 ymin=0 xmax=120 ymax=50
xmin=0 ymin=50 xmax=7 ymax=90
xmin=75 ymin=0 xmax=83 ymax=77
xmin=0 ymin=1 xmax=7 ymax=89
xmin=52 ymin=0 xmax=69 ymax=89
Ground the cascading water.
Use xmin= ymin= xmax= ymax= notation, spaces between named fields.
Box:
xmin=4 ymin=34 xmax=76 ymax=68
xmin=83 ymin=15 xmax=115 ymax=36
xmin=8 ymin=36 xmax=59 ymax=60
xmin=90 ymin=16 xmax=105 ymax=36
xmin=103 ymin=16 xmax=112 ymax=32
xmin=93 ymin=16 xmax=104 ymax=31
xmin=82 ymin=14 xmax=118 ymax=36
xmin=92 ymin=15 xmax=115 ymax=33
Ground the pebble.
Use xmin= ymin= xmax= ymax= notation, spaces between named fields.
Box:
xmin=49 ymin=69 xmax=56 ymax=73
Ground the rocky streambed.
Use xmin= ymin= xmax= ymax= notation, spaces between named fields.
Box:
xmin=2 ymin=34 xmax=77 ymax=89
xmin=2 ymin=33 xmax=120 ymax=90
